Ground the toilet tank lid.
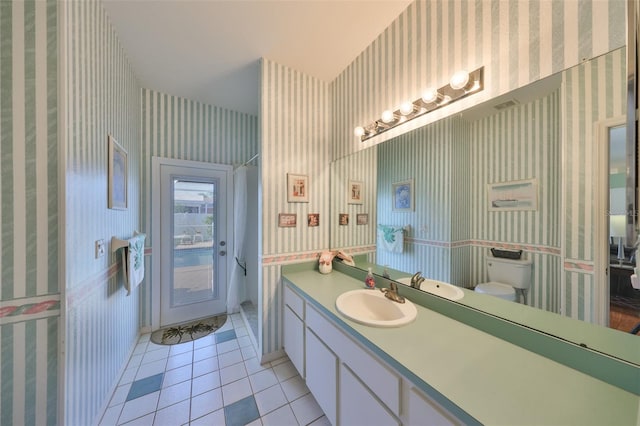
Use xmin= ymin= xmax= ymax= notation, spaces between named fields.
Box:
xmin=486 ymin=253 xmax=533 ymax=265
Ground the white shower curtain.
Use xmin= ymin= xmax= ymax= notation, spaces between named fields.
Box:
xmin=227 ymin=166 xmax=247 ymax=313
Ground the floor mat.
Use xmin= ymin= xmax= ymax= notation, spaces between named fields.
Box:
xmin=150 ymin=314 xmax=227 ymax=345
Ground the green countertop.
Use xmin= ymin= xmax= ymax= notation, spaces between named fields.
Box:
xmin=282 ymin=264 xmax=640 ymax=426
xmin=356 ymin=260 xmax=640 ymax=367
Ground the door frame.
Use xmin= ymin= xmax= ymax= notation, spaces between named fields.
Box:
xmin=594 ymin=115 xmax=626 ymax=327
xmin=151 ymin=156 xmax=233 ymax=330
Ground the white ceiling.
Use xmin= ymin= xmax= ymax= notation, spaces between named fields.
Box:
xmin=102 ymin=0 xmax=412 ymax=115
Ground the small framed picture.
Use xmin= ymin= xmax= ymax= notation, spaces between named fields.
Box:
xmin=339 ymin=213 xmax=349 ymax=226
xmin=278 ymin=213 xmax=297 ymax=227
xmin=348 ymin=180 xmax=364 ymax=204
xmin=307 ymin=213 xmax=319 ymax=227
xmin=108 ymin=134 xmax=128 ymax=210
xmin=287 ymin=173 xmax=309 ymax=203
xmin=392 ymin=179 xmax=414 ymax=212
xmin=356 ymin=213 xmax=369 ymax=225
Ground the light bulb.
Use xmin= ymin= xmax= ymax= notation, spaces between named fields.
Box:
xmin=354 ymin=126 xmax=365 ymax=137
xmin=421 ymin=88 xmax=439 ymax=104
xmin=400 ymin=101 xmax=414 ymax=115
xmin=381 ymin=110 xmax=395 ymax=123
xmin=450 ymin=70 xmax=470 ymax=90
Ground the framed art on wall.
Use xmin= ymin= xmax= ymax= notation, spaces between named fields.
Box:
xmin=108 ymin=134 xmax=128 ymax=210
xmin=307 ymin=213 xmax=319 ymax=227
xmin=392 ymin=179 xmax=413 ymax=212
xmin=348 ymin=180 xmax=364 ymax=204
xmin=278 ymin=213 xmax=297 ymax=227
xmin=287 ymin=173 xmax=309 ymax=202
xmin=487 ymin=179 xmax=537 ymax=211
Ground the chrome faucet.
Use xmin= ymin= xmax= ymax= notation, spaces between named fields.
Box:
xmin=381 ymin=282 xmax=405 ymax=303
xmin=410 ymin=271 xmax=425 ymax=289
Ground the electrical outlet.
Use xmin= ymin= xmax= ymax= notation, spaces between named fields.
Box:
xmin=95 ymin=239 xmax=106 ymax=258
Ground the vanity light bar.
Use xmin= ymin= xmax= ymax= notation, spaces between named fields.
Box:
xmin=355 ymin=67 xmax=484 ymax=142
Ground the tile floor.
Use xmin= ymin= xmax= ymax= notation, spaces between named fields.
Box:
xmin=99 ymin=314 xmax=329 ymax=426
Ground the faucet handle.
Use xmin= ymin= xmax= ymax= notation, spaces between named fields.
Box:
xmin=411 ymin=271 xmax=422 ymax=284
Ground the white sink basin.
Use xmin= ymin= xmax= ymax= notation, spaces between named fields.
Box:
xmin=335 ymin=289 xmax=417 ymax=327
xmin=396 ymin=277 xmax=465 ymax=301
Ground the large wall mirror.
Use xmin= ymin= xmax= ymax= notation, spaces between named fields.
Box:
xmin=330 ymin=46 xmax=639 ymax=366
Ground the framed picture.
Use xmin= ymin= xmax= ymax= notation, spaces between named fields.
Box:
xmin=356 ymin=213 xmax=369 ymax=225
xmin=287 ymin=173 xmax=309 ymax=203
xmin=348 ymin=180 xmax=364 ymax=204
xmin=339 ymin=213 xmax=349 ymax=226
xmin=392 ymin=179 xmax=414 ymax=212
xmin=278 ymin=213 xmax=297 ymax=227
xmin=307 ymin=213 xmax=319 ymax=227
xmin=488 ymin=179 xmax=537 ymax=211
xmin=108 ymin=134 xmax=128 ymax=210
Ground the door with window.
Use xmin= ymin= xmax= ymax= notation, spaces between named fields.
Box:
xmin=153 ymin=158 xmax=232 ymax=327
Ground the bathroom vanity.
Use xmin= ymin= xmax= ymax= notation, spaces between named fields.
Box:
xmin=281 ymin=262 xmax=640 ymax=425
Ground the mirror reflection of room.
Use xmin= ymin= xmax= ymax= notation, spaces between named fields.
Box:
xmin=330 ymin=46 xmax=640 ymax=366
xmin=608 ymin=124 xmax=640 ymax=333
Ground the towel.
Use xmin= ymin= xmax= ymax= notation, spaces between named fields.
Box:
xmin=123 ymin=232 xmax=146 ymax=295
xmin=377 ymin=225 xmax=405 ymax=253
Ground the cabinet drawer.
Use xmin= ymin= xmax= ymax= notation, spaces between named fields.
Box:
xmin=284 ymin=283 xmax=304 ymax=319
xmin=306 ymin=303 xmax=401 ymax=416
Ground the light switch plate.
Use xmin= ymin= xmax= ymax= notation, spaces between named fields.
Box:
xmin=95 ymin=239 xmax=106 ymax=258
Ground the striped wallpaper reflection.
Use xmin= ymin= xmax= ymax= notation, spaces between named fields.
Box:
xmin=374 ymin=88 xmax=561 ymax=311
xmin=376 ymin=118 xmax=454 ymax=281
xmin=562 ymin=47 xmax=625 ymax=321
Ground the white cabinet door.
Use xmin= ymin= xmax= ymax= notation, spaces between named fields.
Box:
xmin=306 ymin=329 xmax=337 ymax=425
xmin=339 ymin=364 xmax=400 ymax=426
xmin=406 ymin=386 xmax=460 ymax=426
xmin=283 ymin=305 xmax=305 ymax=378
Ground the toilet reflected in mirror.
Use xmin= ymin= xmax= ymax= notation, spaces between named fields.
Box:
xmin=474 ymin=253 xmax=533 ymax=304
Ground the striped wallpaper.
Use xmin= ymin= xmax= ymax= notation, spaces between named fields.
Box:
xmin=331 ymin=0 xmax=625 ymax=160
xmin=323 ymin=1 xmax=625 ymax=327
xmin=0 ymin=0 xmax=60 ymax=424
xmin=562 ymin=47 xmax=626 ymax=321
xmin=63 ymin=0 xmax=142 ymax=424
xmin=260 ymin=58 xmax=331 ymax=355
xmin=376 ymin=119 xmax=455 ymax=282
xmin=330 ymin=146 xmax=378 ymax=250
xmin=1 ymin=0 xmax=629 ymax=421
xmin=466 ymin=89 xmax=561 ymax=312
xmin=139 ymin=88 xmax=258 ymax=328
